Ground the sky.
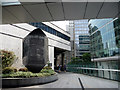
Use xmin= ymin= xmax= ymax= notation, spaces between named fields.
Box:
xmin=50 ymin=21 xmax=69 ymax=31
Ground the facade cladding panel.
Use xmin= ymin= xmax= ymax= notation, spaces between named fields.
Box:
xmin=88 ymin=18 xmax=120 ymax=60
xmin=69 ymin=19 xmax=90 ymax=58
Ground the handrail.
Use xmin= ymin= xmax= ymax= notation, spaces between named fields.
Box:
xmin=76 ymin=67 xmax=120 ymax=72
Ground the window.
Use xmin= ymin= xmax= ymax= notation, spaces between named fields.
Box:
xmin=29 ymin=23 xmax=70 ymax=41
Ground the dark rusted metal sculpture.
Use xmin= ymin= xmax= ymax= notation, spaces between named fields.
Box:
xmin=23 ymin=29 xmax=48 ymax=73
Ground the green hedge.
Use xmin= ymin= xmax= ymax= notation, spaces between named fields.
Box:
xmin=2 ymin=67 xmax=56 ymax=78
xmin=2 ymin=67 xmax=17 ymax=74
xmin=2 ymin=71 xmax=56 ymax=78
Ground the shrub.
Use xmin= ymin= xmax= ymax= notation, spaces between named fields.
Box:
xmin=41 ymin=66 xmax=56 ymax=75
xmin=42 ymin=73 xmax=51 ymax=76
xmin=40 ymin=69 xmax=56 ymax=75
xmin=11 ymin=71 xmax=32 ymax=78
xmin=2 ymin=67 xmax=17 ymax=74
xmin=2 ymin=67 xmax=56 ymax=78
xmin=19 ymin=67 xmax=28 ymax=72
xmin=43 ymin=66 xmax=52 ymax=69
xmin=2 ymin=72 xmax=51 ymax=78
xmin=2 ymin=71 xmax=33 ymax=78
xmin=1 ymin=50 xmax=16 ymax=69
xmin=32 ymin=73 xmax=44 ymax=77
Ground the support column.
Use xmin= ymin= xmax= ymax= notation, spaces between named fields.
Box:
xmin=48 ymin=46 xmax=54 ymax=70
xmin=61 ymin=53 xmax=64 ymax=70
xmin=54 ymin=55 xmax=58 ymax=67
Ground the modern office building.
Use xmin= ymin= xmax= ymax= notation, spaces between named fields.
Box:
xmin=79 ymin=35 xmax=90 ymax=57
xmin=69 ymin=21 xmax=75 ymax=58
xmin=69 ymin=20 xmax=90 ymax=58
xmin=89 ymin=18 xmax=120 ymax=61
xmin=88 ymin=18 xmax=120 ymax=79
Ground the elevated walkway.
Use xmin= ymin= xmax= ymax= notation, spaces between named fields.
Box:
xmin=3 ymin=72 xmax=118 ymax=89
xmin=18 ymin=72 xmax=118 ymax=89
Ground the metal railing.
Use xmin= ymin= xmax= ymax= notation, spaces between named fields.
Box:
xmin=67 ymin=65 xmax=120 ymax=81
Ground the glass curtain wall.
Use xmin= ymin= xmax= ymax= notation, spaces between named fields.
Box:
xmin=69 ymin=19 xmax=90 ymax=58
xmin=88 ymin=18 xmax=120 ymax=59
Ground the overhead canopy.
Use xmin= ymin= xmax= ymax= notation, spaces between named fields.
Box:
xmin=2 ymin=0 xmax=120 ymax=24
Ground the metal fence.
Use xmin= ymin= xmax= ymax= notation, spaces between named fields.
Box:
xmin=67 ymin=65 xmax=120 ymax=81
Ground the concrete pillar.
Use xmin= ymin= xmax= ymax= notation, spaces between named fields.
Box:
xmin=61 ymin=53 xmax=65 ymax=66
xmin=61 ymin=53 xmax=65 ymax=71
xmin=12 ymin=40 xmax=23 ymax=69
xmin=48 ymin=46 xmax=54 ymax=70
xmin=54 ymin=55 xmax=57 ymax=67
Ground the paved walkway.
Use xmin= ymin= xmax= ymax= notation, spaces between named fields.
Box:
xmin=22 ymin=72 xmax=118 ymax=88
xmin=3 ymin=72 xmax=118 ymax=89
xmin=22 ymin=72 xmax=81 ymax=88
xmin=76 ymin=74 xmax=118 ymax=88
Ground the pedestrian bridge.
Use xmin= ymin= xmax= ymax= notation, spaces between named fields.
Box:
xmin=6 ymin=72 xmax=118 ymax=89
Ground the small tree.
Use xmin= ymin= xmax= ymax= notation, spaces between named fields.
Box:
xmin=82 ymin=53 xmax=91 ymax=62
xmin=70 ymin=57 xmax=80 ymax=64
xmin=0 ymin=50 xmax=16 ymax=69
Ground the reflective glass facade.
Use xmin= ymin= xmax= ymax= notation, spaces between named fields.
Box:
xmin=88 ymin=18 xmax=120 ymax=59
xmin=79 ymin=35 xmax=90 ymax=52
xmin=29 ymin=22 xmax=70 ymax=41
xmin=69 ymin=20 xmax=90 ymax=58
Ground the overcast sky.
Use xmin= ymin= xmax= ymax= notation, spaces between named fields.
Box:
xmin=51 ymin=21 xmax=69 ymax=31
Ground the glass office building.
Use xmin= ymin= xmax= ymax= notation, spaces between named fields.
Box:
xmin=69 ymin=20 xmax=90 ymax=58
xmin=79 ymin=35 xmax=90 ymax=56
xmin=88 ymin=18 xmax=120 ymax=61
xmin=88 ymin=18 xmax=120 ymax=80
